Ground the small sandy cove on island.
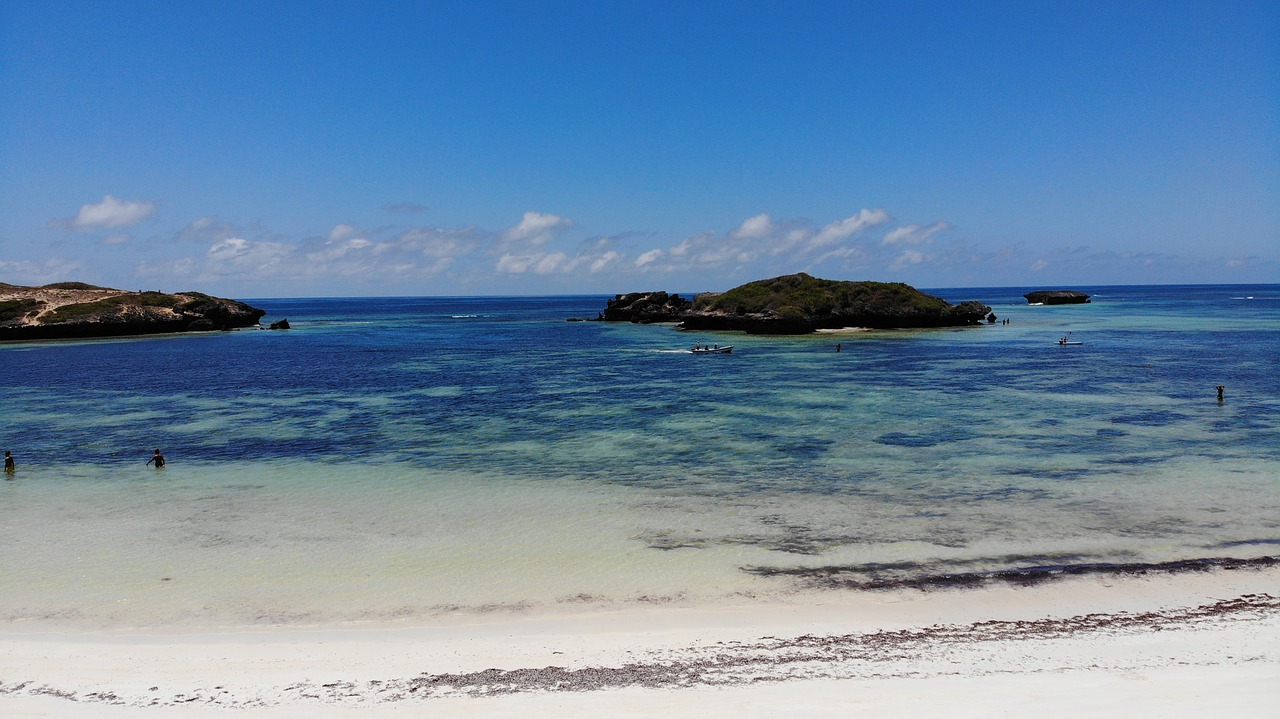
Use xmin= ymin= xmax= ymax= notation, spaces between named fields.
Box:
xmin=2 ymin=568 xmax=1277 ymax=718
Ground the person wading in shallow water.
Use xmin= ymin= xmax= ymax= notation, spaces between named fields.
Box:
xmin=3 ymin=450 xmax=14 ymax=474
xmin=146 ymin=449 xmax=166 ymax=468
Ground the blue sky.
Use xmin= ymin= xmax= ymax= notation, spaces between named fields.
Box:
xmin=1 ymin=1 xmax=1276 ymax=298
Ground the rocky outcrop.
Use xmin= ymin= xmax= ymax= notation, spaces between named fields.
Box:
xmin=600 ymin=291 xmax=693 ymax=323
xmin=597 ymin=274 xmax=990 ymax=335
xmin=0 ymin=282 xmax=266 ymax=341
xmin=676 ymin=275 xmax=990 ymax=334
xmin=1025 ymin=290 xmax=1090 ymax=305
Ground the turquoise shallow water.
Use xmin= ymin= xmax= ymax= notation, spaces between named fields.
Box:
xmin=1 ymin=285 xmax=1277 ymax=629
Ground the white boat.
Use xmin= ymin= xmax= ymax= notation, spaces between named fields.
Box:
xmin=691 ymin=345 xmax=733 ymax=354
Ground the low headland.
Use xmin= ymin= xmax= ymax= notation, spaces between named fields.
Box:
xmin=0 ymin=282 xmax=265 ymax=340
xmin=600 ymin=273 xmax=991 ymax=333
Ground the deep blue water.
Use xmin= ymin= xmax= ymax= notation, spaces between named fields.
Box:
xmin=5 ymin=285 xmax=1275 ymax=474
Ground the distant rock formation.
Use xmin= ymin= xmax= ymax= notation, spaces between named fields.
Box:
xmin=597 ymin=274 xmax=991 ymax=335
xmin=600 ymin=291 xmax=693 ymax=323
xmin=1024 ymin=290 xmax=1090 ymax=305
xmin=0 ymin=282 xmax=266 ymax=341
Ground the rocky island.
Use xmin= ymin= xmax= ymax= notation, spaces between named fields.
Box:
xmin=599 ymin=291 xmax=693 ymax=323
xmin=1024 ymin=290 xmax=1090 ymax=305
xmin=601 ymin=274 xmax=990 ymax=334
xmin=0 ymin=282 xmax=266 ymax=341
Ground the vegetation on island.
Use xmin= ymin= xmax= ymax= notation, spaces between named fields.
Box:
xmin=0 ymin=282 xmax=266 ymax=340
xmin=692 ymin=274 xmax=957 ymax=324
xmin=599 ymin=273 xmax=991 ymax=334
xmin=41 ymin=291 xmax=180 ymax=323
xmin=0 ymin=298 xmax=43 ymax=323
xmin=39 ymin=281 xmax=111 ymax=291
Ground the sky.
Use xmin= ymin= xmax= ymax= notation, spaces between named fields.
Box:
xmin=1 ymin=1 xmax=1276 ymax=298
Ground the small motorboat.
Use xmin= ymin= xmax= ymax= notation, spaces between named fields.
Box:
xmin=691 ymin=344 xmax=733 ymax=354
xmin=1057 ymin=334 xmax=1082 ymax=346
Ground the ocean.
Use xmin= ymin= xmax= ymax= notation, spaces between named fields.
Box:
xmin=1 ymin=284 xmax=1277 ymax=630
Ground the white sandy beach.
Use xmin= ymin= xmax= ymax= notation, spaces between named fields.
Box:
xmin=3 ymin=567 xmax=1277 ymax=718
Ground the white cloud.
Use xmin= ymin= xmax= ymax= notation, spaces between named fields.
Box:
xmin=636 ymin=249 xmax=664 ymax=267
xmin=588 ymin=251 xmax=620 ymax=273
xmin=306 ymin=237 xmax=373 ymax=263
xmin=889 ymin=250 xmax=926 ymax=270
xmin=500 ymin=211 xmax=573 ymax=249
xmin=327 ymin=223 xmax=360 ymax=243
xmin=174 ymin=216 xmax=240 ymax=243
xmin=487 ymin=212 xmax=577 ymax=275
xmin=170 ymin=257 xmax=197 ymax=277
xmin=395 ymin=226 xmax=478 ymax=261
xmin=496 ymin=253 xmax=533 ymax=273
xmin=12 ymin=204 xmax=1031 ymax=295
xmin=0 ymin=258 xmax=89 ymax=285
xmin=635 ymin=209 xmax=892 ymax=274
xmin=881 ymin=221 xmax=950 ymax=246
xmin=298 ymin=224 xmax=477 ymax=280
xmin=495 ymin=237 xmax=621 ymax=276
xmin=731 ymin=213 xmax=773 ymax=239
xmin=534 ymin=252 xmax=568 ymax=274
xmin=101 ymin=233 xmax=132 ymax=246
xmin=66 ymin=195 xmax=156 ymax=230
xmin=305 ymin=224 xmax=375 ymax=263
xmin=135 ymin=257 xmax=197 ymax=280
xmin=810 ymin=209 xmax=890 ymax=248
xmin=205 ymin=237 xmax=296 ymax=277
xmin=814 ymin=245 xmax=867 ymax=264
xmin=208 ymin=238 xmax=250 ymax=261
xmin=668 ymin=230 xmax=747 ymax=266
xmin=1030 ymin=260 xmax=1049 ymax=271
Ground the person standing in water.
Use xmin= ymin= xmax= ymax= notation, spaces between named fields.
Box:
xmin=146 ymin=449 xmax=166 ymax=468
xmin=3 ymin=450 xmax=14 ymax=474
